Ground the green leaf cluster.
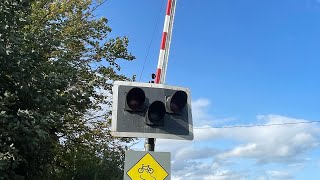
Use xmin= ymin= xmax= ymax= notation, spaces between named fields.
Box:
xmin=0 ymin=0 xmax=135 ymax=179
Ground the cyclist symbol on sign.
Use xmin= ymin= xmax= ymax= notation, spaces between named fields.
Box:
xmin=138 ymin=164 xmax=156 ymax=180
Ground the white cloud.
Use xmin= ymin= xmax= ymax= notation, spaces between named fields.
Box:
xmin=192 ymin=114 xmax=320 ymax=164
xmin=217 ymin=143 xmax=259 ymax=159
xmin=170 ymin=161 xmax=247 ymax=180
xmin=192 ymin=98 xmax=236 ymax=127
xmin=174 ymin=146 xmax=218 ymax=161
xmin=267 ymin=170 xmax=293 ymax=179
xmin=193 ymin=98 xmax=211 ymax=109
xmin=257 ymin=176 xmax=267 ymax=180
xmin=192 ymin=98 xmax=212 ymax=126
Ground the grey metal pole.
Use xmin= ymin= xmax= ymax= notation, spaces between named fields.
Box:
xmin=145 ymin=138 xmax=155 ymax=151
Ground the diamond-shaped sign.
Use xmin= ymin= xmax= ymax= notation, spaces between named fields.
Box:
xmin=127 ymin=153 xmax=168 ymax=180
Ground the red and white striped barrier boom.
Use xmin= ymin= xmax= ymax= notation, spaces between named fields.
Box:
xmin=155 ymin=0 xmax=177 ymax=84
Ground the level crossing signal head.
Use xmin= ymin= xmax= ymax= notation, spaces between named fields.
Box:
xmin=111 ymin=81 xmax=193 ymax=140
xmin=166 ymin=90 xmax=187 ymax=114
xmin=146 ymin=101 xmax=166 ymax=126
xmin=126 ymin=87 xmax=145 ymax=111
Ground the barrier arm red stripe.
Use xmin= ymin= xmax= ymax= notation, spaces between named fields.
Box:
xmin=166 ymin=0 xmax=172 ymax=15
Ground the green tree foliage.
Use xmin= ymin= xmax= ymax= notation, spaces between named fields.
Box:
xmin=0 ymin=0 xmax=135 ymax=179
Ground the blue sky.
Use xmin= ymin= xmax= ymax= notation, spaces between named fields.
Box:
xmin=101 ymin=0 xmax=320 ymax=179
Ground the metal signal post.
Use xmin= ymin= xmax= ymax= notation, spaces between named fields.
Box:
xmin=145 ymin=0 xmax=178 ymax=151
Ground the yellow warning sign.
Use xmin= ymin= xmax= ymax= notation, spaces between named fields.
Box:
xmin=127 ymin=153 xmax=168 ymax=180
